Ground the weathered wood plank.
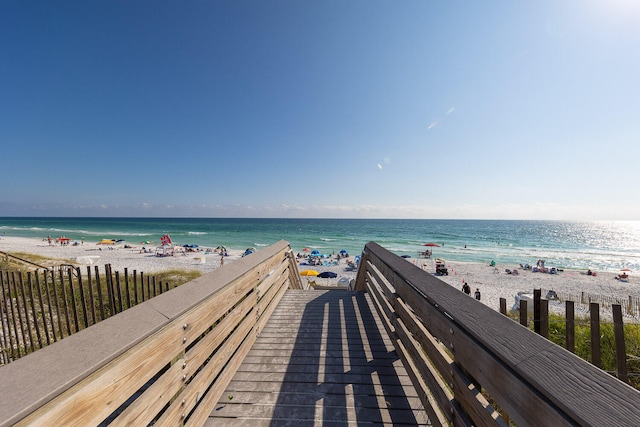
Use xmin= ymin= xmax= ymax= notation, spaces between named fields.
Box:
xmin=361 ymin=241 xmax=640 ymax=427
xmin=209 ymin=289 xmax=427 ymax=425
xmin=0 ymin=240 xmax=294 ymax=427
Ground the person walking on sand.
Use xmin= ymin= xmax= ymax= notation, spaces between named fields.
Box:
xmin=462 ymin=281 xmax=471 ymax=295
xmin=474 ymin=288 xmax=481 ymax=301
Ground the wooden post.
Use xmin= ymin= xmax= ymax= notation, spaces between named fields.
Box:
xmin=540 ymin=299 xmax=549 ymax=339
xmin=519 ymin=300 xmax=528 ymax=327
xmin=86 ymin=266 xmax=97 ymax=326
xmin=8 ymin=272 xmax=22 ymax=357
xmin=42 ymin=270 xmax=57 ymax=343
xmin=66 ymin=268 xmax=80 ymax=334
xmin=124 ymin=268 xmax=131 ymax=310
xmin=0 ymin=271 xmax=13 ymax=362
xmin=590 ymin=302 xmax=601 ymax=368
xmin=533 ymin=289 xmax=541 ymax=334
xmin=499 ymin=297 xmax=507 ymax=315
xmin=94 ymin=266 xmax=105 ymax=321
xmin=115 ymin=271 xmax=123 ymax=313
xmin=59 ymin=268 xmax=72 ymax=337
xmin=17 ymin=272 xmax=36 ymax=353
xmin=629 ymin=296 xmax=634 ymax=316
xmin=35 ymin=272 xmax=51 ymax=346
xmin=612 ymin=304 xmax=628 ymax=383
xmin=133 ymin=270 xmax=139 ymax=305
xmin=52 ymin=270 xmax=63 ymax=340
xmin=26 ymin=272 xmax=43 ymax=350
xmin=566 ymin=301 xmax=575 ymax=353
xmin=76 ymin=268 xmax=89 ymax=329
xmin=106 ymin=264 xmax=116 ymax=316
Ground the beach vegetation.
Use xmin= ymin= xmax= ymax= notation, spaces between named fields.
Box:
xmin=0 ymin=263 xmax=202 ymax=362
xmin=545 ymin=314 xmax=640 ymax=389
xmin=1 ymin=251 xmax=74 ymax=272
xmin=152 ymin=269 xmax=201 ymax=285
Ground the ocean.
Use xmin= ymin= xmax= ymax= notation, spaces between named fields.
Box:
xmin=1 ymin=218 xmax=639 ymax=273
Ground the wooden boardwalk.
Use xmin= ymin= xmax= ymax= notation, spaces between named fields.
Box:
xmin=206 ymin=289 xmax=429 ymax=426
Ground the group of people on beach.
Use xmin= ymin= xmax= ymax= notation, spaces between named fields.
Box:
xmin=462 ymin=280 xmax=481 ymax=301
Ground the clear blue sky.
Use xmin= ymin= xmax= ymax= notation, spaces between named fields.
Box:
xmin=1 ymin=1 xmax=639 ymax=219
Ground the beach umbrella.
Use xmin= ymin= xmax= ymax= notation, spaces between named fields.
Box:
xmin=97 ymin=239 xmax=116 ymax=245
xmin=318 ymin=271 xmax=337 ymax=278
xmin=216 ymin=245 xmax=227 ymax=252
xmin=621 ymin=268 xmax=632 ymax=272
xmin=311 ymin=250 xmax=321 ymax=256
xmin=302 ymin=247 xmax=311 ymax=252
xmin=300 ymin=270 xmax=319 ymax=276
xmin=243 ymin=247 xmax=256 ymax=256
xmin=423 ymin=243 xmax=440 ymax=247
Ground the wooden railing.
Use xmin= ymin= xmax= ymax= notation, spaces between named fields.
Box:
xmin=3 ymin=240 xmax=639 ymax=426
xmin=354 ymin=241 xmax=640 ymax=426
xmin=0 ymin=240 xmax=302 ymax=427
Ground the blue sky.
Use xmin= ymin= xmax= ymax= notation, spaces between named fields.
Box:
xmin=1 ymin=1 xmax=639 ymax=220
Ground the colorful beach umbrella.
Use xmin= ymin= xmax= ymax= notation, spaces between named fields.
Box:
xmin=300 ymin=270 xmax=319 ymax=276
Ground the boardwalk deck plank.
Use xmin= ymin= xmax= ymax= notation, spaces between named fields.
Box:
xmin=207 ymin=289 xmax=428 ymax=426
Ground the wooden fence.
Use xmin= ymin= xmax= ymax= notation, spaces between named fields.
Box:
xmin=499 ymin=290 xmax=637 ymax=384
xmin=551 ymin=289 xmax=640 ymax=317
xmin=0 ymin=265 xmax=170 ymax=364
xmin=0 ymin=240 xmax=301 ymax=426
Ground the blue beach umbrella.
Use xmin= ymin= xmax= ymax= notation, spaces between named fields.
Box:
xmin=243 ymin=247 xmax=256 ymax=256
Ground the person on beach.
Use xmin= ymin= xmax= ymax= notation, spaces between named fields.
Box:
xmin=462 ymin=281 xmax=471 ymax=295
xmin=474 ymin=288 xmax=481 ymax=300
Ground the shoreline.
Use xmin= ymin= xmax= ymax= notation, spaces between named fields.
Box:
xmin=2 ymin=235 xmax=638 ymax=322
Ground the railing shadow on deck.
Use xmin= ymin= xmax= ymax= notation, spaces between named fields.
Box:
xmin=266 ymin=290 xmax=421 ymax=425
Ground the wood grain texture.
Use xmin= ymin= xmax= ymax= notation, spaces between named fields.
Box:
xmin=208 ymin=289 xmax=430 ymax=426
xmin=360 ymin=241 xmax=640 ymax=427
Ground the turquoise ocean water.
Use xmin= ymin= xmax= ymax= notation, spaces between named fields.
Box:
xmin=1 ymin=218 xmax=639 ymax=273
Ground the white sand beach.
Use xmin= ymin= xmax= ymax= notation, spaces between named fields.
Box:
xmin=0 ymin=236 xmax=238 ymax=274
xmin=2 ymin=236 xmax=638 ymax=322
